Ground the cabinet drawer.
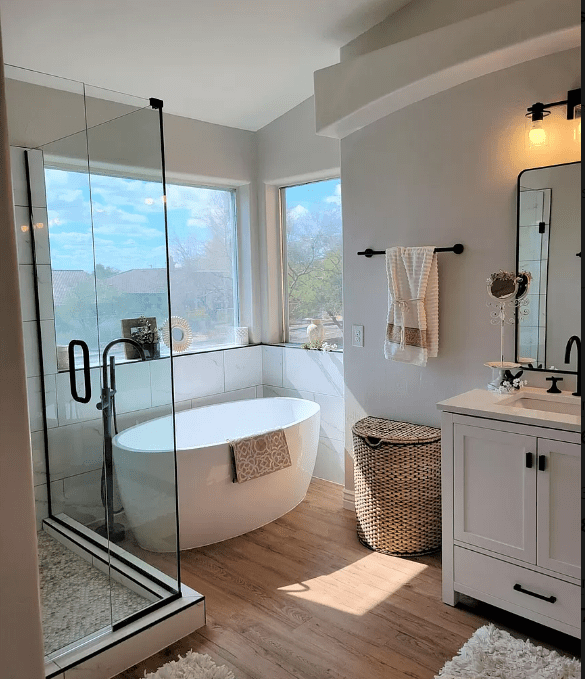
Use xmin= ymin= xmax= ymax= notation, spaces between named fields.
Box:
xmin=454 ymin=546 xmax=579 ymax=629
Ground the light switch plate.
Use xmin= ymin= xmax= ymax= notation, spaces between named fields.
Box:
xmin=352 ymin=325 xmax=364 ymax=347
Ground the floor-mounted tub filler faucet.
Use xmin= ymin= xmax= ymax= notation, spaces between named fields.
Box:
xmin=564 ymin=335 xmax=581 ymax=397
xmin=96 ymin=338 xmax=146 ymax=542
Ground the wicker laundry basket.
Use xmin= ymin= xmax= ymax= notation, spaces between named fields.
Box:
xmin=352 ymin=416 xmax=441 ymax=557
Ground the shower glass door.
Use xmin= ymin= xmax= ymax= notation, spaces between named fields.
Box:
xmin=6 ymin=65 xmax=181 ymax=656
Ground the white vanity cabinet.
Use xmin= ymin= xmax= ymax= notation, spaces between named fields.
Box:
xmin=439 ymin=389 xmax=581 ymax=638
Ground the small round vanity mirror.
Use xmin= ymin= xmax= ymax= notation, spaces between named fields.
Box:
xmin=172 ymin=326 xmax=185 ymax=342
xmin=487 ymin=271 xmax=521 ymax=300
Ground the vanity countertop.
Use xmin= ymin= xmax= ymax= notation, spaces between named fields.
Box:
xmin=437 ymin=387 xmax=581 ymax=433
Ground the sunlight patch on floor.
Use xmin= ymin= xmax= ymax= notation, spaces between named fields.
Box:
xmin=278 ymin=553 xmax=428 ymax=616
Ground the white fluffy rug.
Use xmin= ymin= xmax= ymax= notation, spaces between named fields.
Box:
xmin=436 ymin=624 xmax=581 ymax=678
xmin=143 ymin=651 xmax=235 ymax=679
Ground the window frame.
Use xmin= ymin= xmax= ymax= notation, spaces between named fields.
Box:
xmin=279 ymin=176 xmax=342 ymax=346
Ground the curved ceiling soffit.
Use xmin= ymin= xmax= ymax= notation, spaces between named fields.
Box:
xmin=314 ymin=0 xmax=581 ymax=139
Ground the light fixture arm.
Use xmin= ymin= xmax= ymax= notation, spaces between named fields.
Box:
xmin=526 ymin=88 xmax=581 ymax=121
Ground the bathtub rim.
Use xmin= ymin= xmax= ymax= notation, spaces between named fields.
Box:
xmin=112 ymin=397 xmax=321 ymax=454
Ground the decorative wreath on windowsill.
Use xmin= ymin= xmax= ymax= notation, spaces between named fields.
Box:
xmin=161 ymin=316 xmax=193 ymax=353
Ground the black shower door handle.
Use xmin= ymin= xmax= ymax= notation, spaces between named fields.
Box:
xmin=68 ymin=340 xmax=92 ymax=404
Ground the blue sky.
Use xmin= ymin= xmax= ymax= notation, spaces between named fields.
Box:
xmin=45 ymin=169 xmax=232 ymax=273
xmin=45 ymin=169 xmax=340 ymax=274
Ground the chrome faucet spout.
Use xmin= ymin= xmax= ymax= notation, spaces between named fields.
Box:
xmin=564 ymin=335 xmax=581 ymax=397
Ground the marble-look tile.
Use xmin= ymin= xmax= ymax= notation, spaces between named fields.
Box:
xmin=112 ymin=361 xmax=152 ymax=414
xmin=34 ymin=483 xmax=49 ymax=531
xmin=191 ymin=386 xmax=257 ymax=409
xmin=224 ymin=345 xmax=262 ymax=392
xmin=314 ymin=393 xmax=344 ymax=442
xmin=31 ymin=206 xmax=51 ymax=264
xmin=30 ymin=431 xmax=46 ymax=486
xmin=47 ymin=420 xmax=104 ymax=481
xmin=23 ymin=320 xmax=41 ymax=378
xmin=262 ymin=345 xmax=283 ymax=386
xmin=56 ymin=368 xmax=101 ymax=426
xmin=10 ymin=148 xmax=47 ymax=207
xmin=27 ymin=149 xmax=47 ymax=208
xmin=14 ymin=204 xmax=51 ymax=265
xmin=61 ymin=470 xmax=103 ymax=525
xmin=313 ymin=436 xmax=345 ymax=485
xmin=173 ymin=351 xmax=224 ymax=401
xmin=18 ymin=263 xmax=54 ymax=322
xmin=27 ymin=374 xmax=58 ymax=432
xmin=41 ymin=319 xmax=58 ymax=375
xmin=13 ymin=205 xmax=33 ymax=264
xmin=10 ymin=146 xmax=28 ymax=207
xmin=149 ymin=357 xmax=174 ymax=408
xmin=282 ymin=347 xmax=344 ymax=396
xmin=262 ymin=385 xmax=314 ymax=401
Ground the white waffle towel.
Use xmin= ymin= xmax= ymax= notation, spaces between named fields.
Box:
xmin=384 ymin=246 xmax=438 ymax=366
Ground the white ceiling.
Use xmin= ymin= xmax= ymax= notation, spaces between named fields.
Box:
xmin=0 ymin=0 xmax=412 ymax=131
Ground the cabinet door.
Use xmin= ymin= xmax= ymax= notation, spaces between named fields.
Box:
xmin=537 ymin=439 xmax=581 ymax=579
xmin=453 ymin=424 xmax=536 ymax=562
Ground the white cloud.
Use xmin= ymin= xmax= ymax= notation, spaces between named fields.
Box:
xmin=325 ymin=184 xmax=342 ymax=205
xmin=58 ymin=189 xmax=84 ymax=203
xmin=287 ymin=204 xmax=309 ymax=220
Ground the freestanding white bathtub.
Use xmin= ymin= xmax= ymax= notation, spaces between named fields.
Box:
xmin=113 ymin=397 xmax=320 ymax=552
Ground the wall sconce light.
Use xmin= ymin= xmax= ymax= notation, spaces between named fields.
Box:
xmin=525 ymin=87 xmax=581 ymax=149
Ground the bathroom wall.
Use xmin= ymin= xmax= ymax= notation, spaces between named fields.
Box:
xmin=338 ymin=12 xmax=580 ymax=494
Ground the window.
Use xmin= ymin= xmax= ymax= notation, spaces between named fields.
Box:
xmin=281 ymin=178 xmax=343 ymax=348
xmin=45 ymin=167 xmax=238 ymax=364
xmin=166 ymin=183 xmax=238 ymax=350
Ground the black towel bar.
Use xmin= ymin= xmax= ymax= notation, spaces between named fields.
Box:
xmin=358 ymin=244 xmax=464 ymax=257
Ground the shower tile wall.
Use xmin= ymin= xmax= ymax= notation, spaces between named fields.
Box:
xmin=262 ymin=345 xmax=345 ymax=485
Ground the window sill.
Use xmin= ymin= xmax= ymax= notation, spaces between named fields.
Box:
xmin=58 ymin=343 xmax=262 ymax=372
xmin=264 ymin=342 xmax=343 ymax=354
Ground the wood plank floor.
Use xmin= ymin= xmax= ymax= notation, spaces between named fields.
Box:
xmin=114 ymin=479 xmax=580 ymax=679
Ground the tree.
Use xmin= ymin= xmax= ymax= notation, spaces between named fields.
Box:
xmin=286 ymin=203 xmax=343 ymax=329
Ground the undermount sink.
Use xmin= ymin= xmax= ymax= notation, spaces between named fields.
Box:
xmin=500 ymin=392 xmax=581 ymax=417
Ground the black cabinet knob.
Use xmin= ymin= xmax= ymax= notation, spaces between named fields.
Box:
xmin=545 ymin=376 xmax=563 ymax=394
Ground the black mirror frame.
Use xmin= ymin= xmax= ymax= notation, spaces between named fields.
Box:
xmin=514 ymin=161 xmax=580 ymax=375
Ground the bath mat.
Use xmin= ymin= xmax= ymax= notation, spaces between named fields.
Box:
xmin=144 ymin=651 xmax=235 ymax=678
xmin=436 ymin=624 xmax=581 ymax=678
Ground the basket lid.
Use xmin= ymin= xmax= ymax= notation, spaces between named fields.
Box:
xmin=352 ymin=416 xmax=440 ymax=444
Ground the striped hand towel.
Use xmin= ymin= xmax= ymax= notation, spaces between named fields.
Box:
xmin=384 ymin=246 xmax=439 ymax=366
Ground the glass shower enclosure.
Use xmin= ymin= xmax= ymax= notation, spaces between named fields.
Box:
xmin=5 ymin=66 xmax=184 ymax=660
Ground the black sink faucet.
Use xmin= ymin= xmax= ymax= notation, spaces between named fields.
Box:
xmin=564 ymin=336 xmax=581 ymax=397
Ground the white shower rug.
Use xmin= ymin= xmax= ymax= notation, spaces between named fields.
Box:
xmin=436 ymin=624 xmax=581 ymax=678
xmin=144 ymin=651 xmax=235 ymax=679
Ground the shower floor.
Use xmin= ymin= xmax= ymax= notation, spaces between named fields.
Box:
xmin=37 ymin=531 xmax=151 ymax=656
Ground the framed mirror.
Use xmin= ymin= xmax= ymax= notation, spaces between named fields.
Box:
xmin=515 ymin=162 xmax=581 ymax=373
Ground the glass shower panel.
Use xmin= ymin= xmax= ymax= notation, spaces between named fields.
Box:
xmin=84 ymin=89 xmax=180 ymax=623
xmin=4 ymin=66 xmax=117 ymax=653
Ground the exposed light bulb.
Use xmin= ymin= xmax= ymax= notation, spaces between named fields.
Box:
xmin=528 ymin=119 xmax=547 ymax=148
xmin=573 ymin=104 xmax=581 ymax=142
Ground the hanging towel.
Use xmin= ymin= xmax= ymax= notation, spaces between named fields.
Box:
xmin=229 ymin=429 xmax=292 ymax=484
xmin=384 ymin=246 xmax=439 ymax=366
